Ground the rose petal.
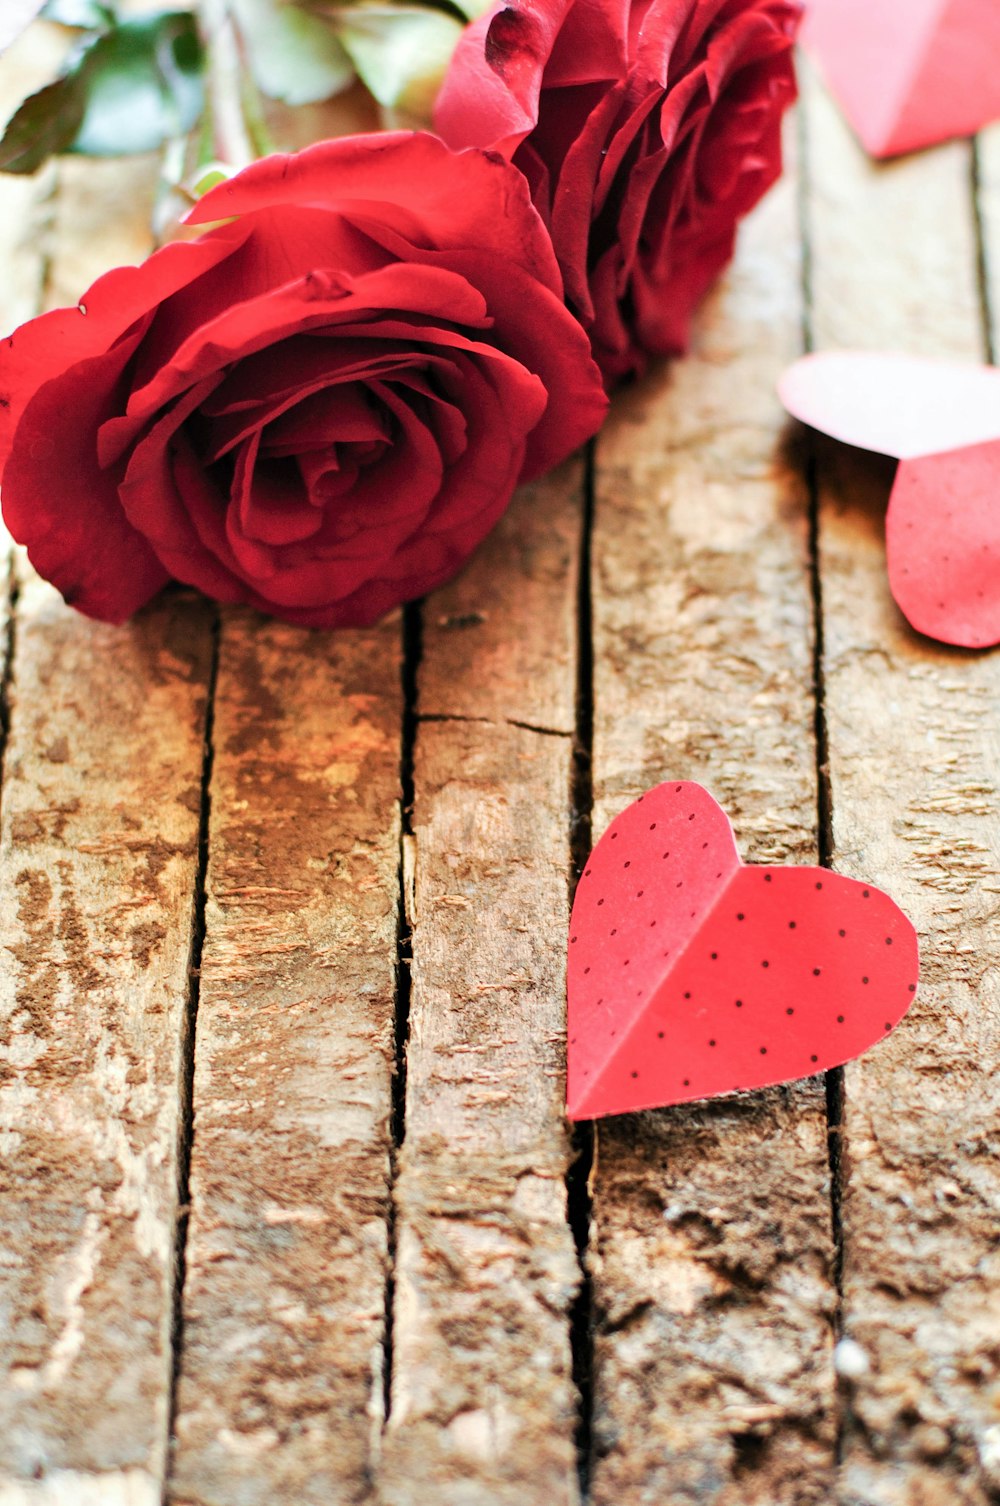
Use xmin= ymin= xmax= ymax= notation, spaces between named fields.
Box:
xmin=230 ymin=431 xmax=326 ymax=549
xmin=1 ymin=331 xmax=170 ymax=621
xmin=189 ymin=132 xmax=565 ymax=302
xmin=125 ymin=263 xmax=493 ymax=429
xmin=547 ymin=0 xmax=627 ymax=84
xmin=0 ymin=233 xmax=238 ymax=464
xmin=435 ymin=2 xmax=568 ymax=156
xmin=118 ymin=374 xmax=228 ymax=556
xmin=408 ymin=350 xmax=526 ymax=541
xmin=261 ymin=383 xmax=388 ymax=456
xmin=203 ymin=347 xmax=420 ymax=463
xmin=132 ymin=208 xmax=388 ymax=396
xmin=419 ymin=249 xmax=606 ymax=473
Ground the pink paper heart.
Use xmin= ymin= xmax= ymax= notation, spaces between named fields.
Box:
xmin=887 ymin=441 xmax=1000 ymax=650
xmin=566 ymin=782 xmax=919 ymax=1122
xmin=778 ymin=352 xmax=1000 ymax=461
xmin=779 ymin=352 xmax=1000 ymax=649
xmin=803 ymin=0 xmax=1000 ymax=159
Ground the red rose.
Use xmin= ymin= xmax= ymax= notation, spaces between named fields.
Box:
xmin=435 ymin=0 xmax=800 ymax=384
xmin=0 ymin=133 xmax=606 ymax=627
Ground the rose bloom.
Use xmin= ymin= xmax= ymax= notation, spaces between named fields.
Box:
xmin=0 ymin=133 xmax=606 ymax=627
xmin=436 ymin=0 xmax=801 ymax=384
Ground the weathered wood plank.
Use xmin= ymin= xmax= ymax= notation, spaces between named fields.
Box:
xmin=46 ymin=155 xmax=158 ymax=311
xmin=0 ymin=43 xmax=212 ymax=1492
xmin=586 ymin=139 xmax=838 ymax=1504
xmin=169 ymin=611 xmax=402 ymax=1506
xmin=0 ymin=579 xmax=212 ymax=1505
xmin=378 ymin=468 xmax=584 ymax=1506
xmin=802 ymin=64 xmax=1000 ymax=1505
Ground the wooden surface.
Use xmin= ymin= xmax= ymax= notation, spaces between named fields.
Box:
xmin=1 ymin=31 xmax=999 ymax=1506
xmin=587 ymin=128 xmax=836 ymax=1506
xmin=803 ymin=67 xmax=1000 ymax=1506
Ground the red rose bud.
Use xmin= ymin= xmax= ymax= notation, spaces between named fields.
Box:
xmin=0 ymin=133 xmax=607 ymax=628
xmin=436 ymin=0 xmax=802 ymax=386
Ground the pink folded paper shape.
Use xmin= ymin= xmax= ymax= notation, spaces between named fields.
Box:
xmin=803 ymin=0 xmax=1000 ymax=159
xmin=888 ymin=439 xmax=1000 ymax=648
xmin=566 ymin=782 xmax=919 ymax=1122
xmin=779 ymin=351 xmax=1000 ymax=649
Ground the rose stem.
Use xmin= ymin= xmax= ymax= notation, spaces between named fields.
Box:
xmin=197 ymin=0 xmax=255 ymax=171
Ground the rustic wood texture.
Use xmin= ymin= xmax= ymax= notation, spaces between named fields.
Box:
xmin=585 ymin=144 xmax=839 ymax=1506
xmin=0 ymin=576 xmax=212 ymax=1504
xmin=802 ymin=62 xmax=1000 ymax=1506
xmin=169 ymin=611 xmax=402 ymax=1506
xmin=0 ymin=45 xmax=214 ymax=1498
xmin=379 ymin=469 xmax=583 ymax=1506
xmin=1 ymin=29 xmax=998 ymax=1505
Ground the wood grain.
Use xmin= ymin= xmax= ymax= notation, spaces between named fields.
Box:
xmin=0 ymin=579 xmax=212 ymax=1505
xmin=169 ymin=610 xmax=402 ymax=1506
xmin=586 ymin=143 xmax=838 ymax=1505
xmin=802 ymin=64 xmax=1000 ymax=1506
xmin=0 ymin=56 xmax=214 ymax=1493
xmin=1 ymin=23 xmax=997 ymax=1505
xmin=378 ymin=468 xmax=584 ymax=1506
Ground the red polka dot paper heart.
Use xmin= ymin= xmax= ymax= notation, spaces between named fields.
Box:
xmin=779 ymin=352 xmax=1000 ymax=649
xmin=566 ymin=782 xmax=919 ymax=1121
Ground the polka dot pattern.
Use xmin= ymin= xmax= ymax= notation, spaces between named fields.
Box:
xmin=566 ymin=781 xmax=921 ymax=1120
xmin=887 ymin=439 xmax=1000 ymax=651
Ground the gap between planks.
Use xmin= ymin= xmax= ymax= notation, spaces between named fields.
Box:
xmin=380 ymin=462 xmax=598 ymax=1501
xmin=166 ymin=611 xmax=220 ymax=1471
xmin=381 ymin=602 xmax=422 ymax=1438
xmin=583 ymin=114 xmax=838 ymax=1506
xmin=566 ymin=443 xmax=598 ymax=1500
xmin=796 ymin=94 xmax=848 ymax=1424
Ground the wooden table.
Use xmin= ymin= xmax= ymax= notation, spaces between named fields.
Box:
xmin=1 ymin=35 xmax=998 ymax=1506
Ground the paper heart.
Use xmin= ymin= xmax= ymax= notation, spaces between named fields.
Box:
xmin=566 ymin=782 xmax=919 ymax=1122
xmin=779 ymin=352 xmax=1000 ymax=649
xmin=802 ymin=0 xmax=1000 ymax=159
xmin=888 ymin=441 xmax=1000 ymax=649
xmin=778 ymin=352 xmax=1000 ymax=461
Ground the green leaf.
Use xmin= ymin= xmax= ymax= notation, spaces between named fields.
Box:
xmin=40 ymin=0 xmax=116 ymax=28
xmin=0 ymin=72 xmax=87 ymax=173
xmin=336 ymin=4 xmax=464 ymax=120
xmin=231 ymin=0 xmax=354 ymax=105
xmin=0 ymin=10 xmax=205 ymax=173
xmin=71 ymin=12 xmax=205 ymax=156
xmin=189 ymin=161 xmax=234 ymax=197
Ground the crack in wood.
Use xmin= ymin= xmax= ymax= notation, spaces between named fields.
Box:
xmin=166 ymin=607 xmax=220 ymax=1485
xmin=382 ymin=601 xmax=422 ymax=1439
xmin=568 ymin=442 xmax=597 ymax=1502
xmin=798 ymin=95 xmax=848 ymax=1463
xmin=417 ymin=712 xmax=571 ymax=739
xmin=0 ymin=552 xmax=19 ymax=828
